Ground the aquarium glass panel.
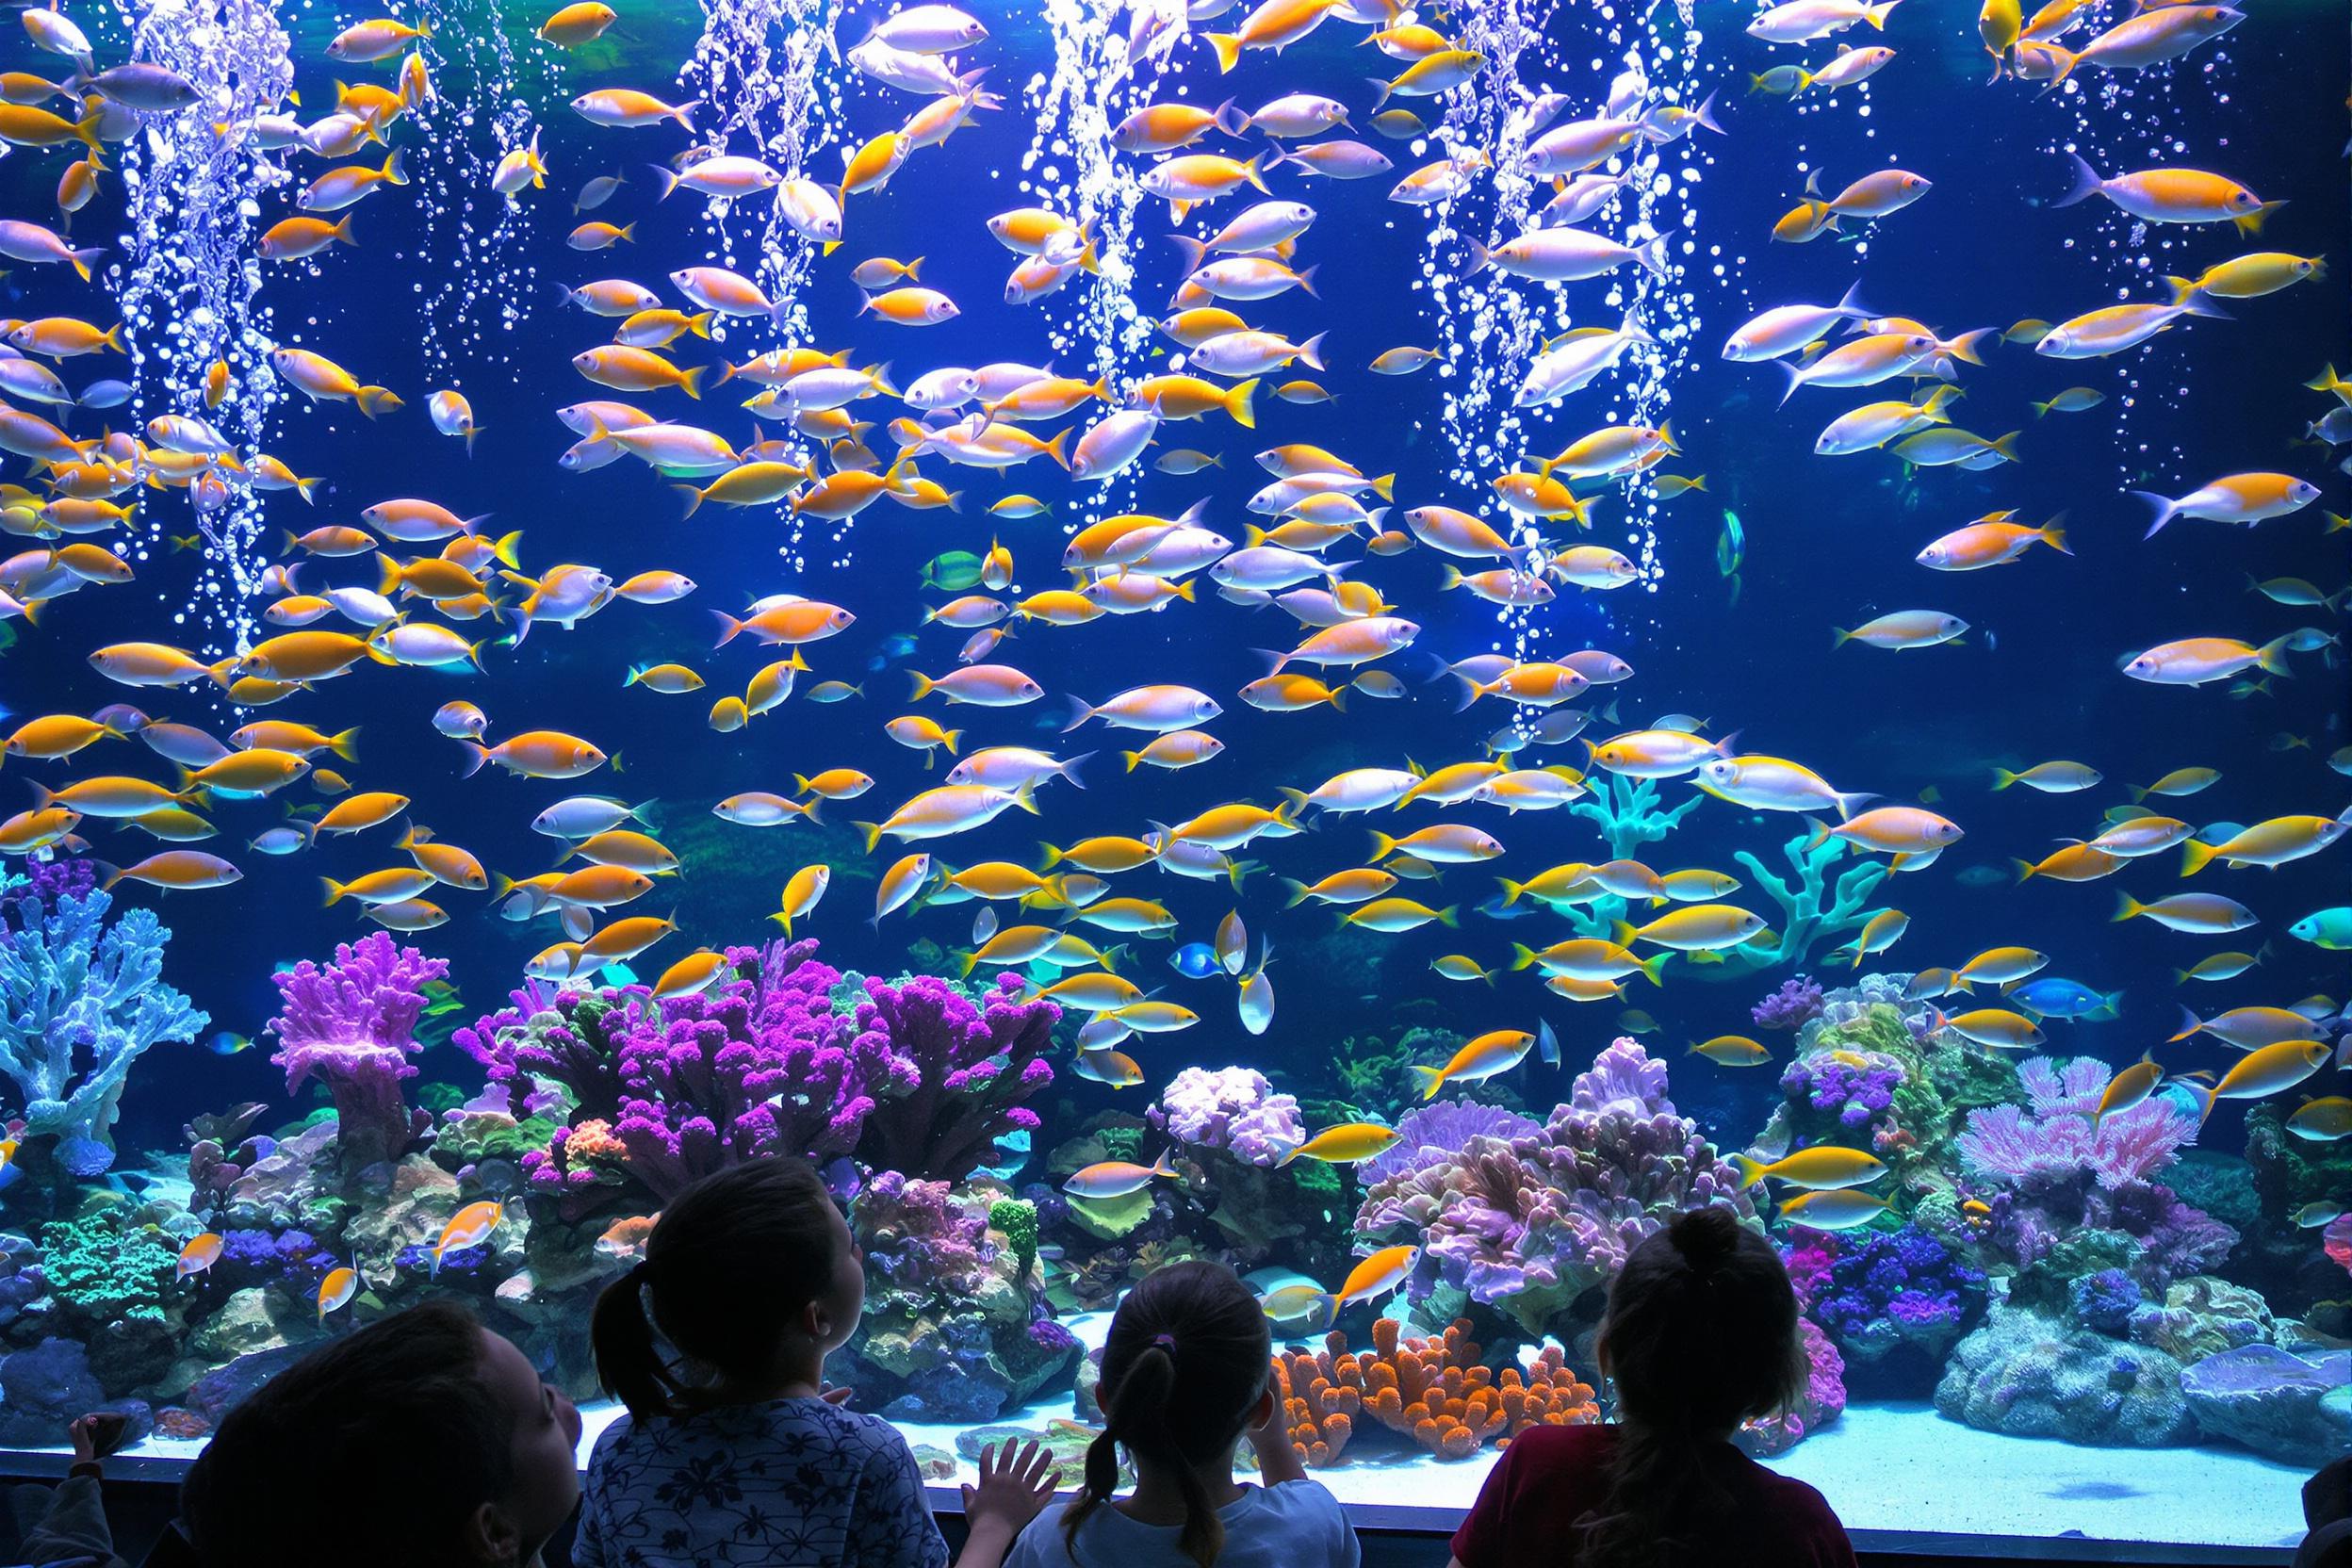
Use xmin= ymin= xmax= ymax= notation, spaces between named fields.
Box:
xmin=0 ymin=0 xmax=2343 ymax=1552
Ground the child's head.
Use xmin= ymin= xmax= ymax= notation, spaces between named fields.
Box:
xmin=182 ymin=1300 xmax=582 ymax=1568
xmin=590 ymin=1155 xmax=860 ymax=1419
xmin=1577 ymin=1205 xmax=1806 ymax=1568
xmin=1595 ymin=1203 xmax=1805 ymax=1436
xmin=1066 ymin=1259 xmax=1273 ymax=1568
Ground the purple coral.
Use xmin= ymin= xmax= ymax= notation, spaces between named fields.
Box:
xmin=1147 ymin=1066 xmax=1305 ymax=1168
xmin=1797 ymin=1223 xmax=1984 ymax=1361
xmin=1780 ymin=1052 xmax=1903 ymax=1132
xmin=1354 ymin=1039 xmax=1754 ymax=1337
xmin=1752 ymin=975 xmax=1825 ymax=1033
xmin=851 ymin=972 xmax=1057 ymax=1183
xmin=268 ymin=932 xmax=449 ymax=1173
xmin=858 ymin=1169 xmax=994 ymax=1294
xmin=1737 ymin=1318 xmax=1845 ymax=1456
xmin=1359 ymin=1100 xmax=1542 ymax=1185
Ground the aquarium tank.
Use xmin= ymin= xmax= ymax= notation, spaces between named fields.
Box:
xmin=0 ymin=0 xmax=2343 ymax=1551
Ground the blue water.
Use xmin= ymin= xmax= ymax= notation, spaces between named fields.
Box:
xmin=0 ymin=0 xmax=2344 ymax=1544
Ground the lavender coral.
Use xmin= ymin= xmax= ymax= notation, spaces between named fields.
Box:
xmin=851 ymin=972 xmax=1057 ymax=1183
xmin=1354 ymin=1039 xmax=1754 ymax=1338
xmin=0 ymin=883 xmax=206 ymax=1176
xmin=1791 ymin=1222 xmax=1985 ymax=1367
xmin=1752 ymin=975 xmax=1825 ymax=1033
xmin=269 ymin=932 xmax=449 ymax=1174
xmin=1147 ymin=1066 xmax=1304 ymax=1168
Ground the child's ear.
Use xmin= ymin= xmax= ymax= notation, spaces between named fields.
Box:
xmin=464 ymin=1500 xmax=521 ymax=1566
xmin=1250 ymin=1384 xmax=1277 ymax=1430
xmin=802 ymin=1297 xmax=831 ymax=1341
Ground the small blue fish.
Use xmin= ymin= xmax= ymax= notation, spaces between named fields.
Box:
xmin=2004 ymin=977 xmax=2119 ymax=1021
xmin=1168 ymin=942 xmax=1221 ymax=978
xmin=1538 ymin=1018 xmax=1560 ymax=1067
xmin=79 ymin=379 xmax=132 ymax=408
xmin=204 ymin=1031 xmax=253 ymax=1055
xmin=1475 ymin=895 xmax=1538 ymax=921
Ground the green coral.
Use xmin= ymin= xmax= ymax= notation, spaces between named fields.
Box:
xmin=38 ymin=1212 xmax=176 ymax=1324
xmin=1067 ymin=1189 xmax=1154 ymax=1239
xmin=989 ymin=1198 xmax=1038 ymax=1280
xmin=433 ymin=1111 xmax=564 ymax=1168
xmin=416 ymin=1082 xmax=467 ymax=1115
xmin=1290 ymin=1159 xmax=1340 ymax=1197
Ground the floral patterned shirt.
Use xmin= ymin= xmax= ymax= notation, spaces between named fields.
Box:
xmin=572 ymin=1397 xmax=950 ymax=1568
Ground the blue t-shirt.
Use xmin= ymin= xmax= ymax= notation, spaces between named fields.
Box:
xmin=572 ymin=1397 xmax=950 ymax=1568
xmin=1003 ymin=1480 xmax=1359 ymax=1568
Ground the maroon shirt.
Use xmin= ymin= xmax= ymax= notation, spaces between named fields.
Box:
xmin=1451 ymin=1425 xmax=1856 ymax=1568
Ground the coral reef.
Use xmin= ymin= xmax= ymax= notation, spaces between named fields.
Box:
xmin=2180 ymin=1345 xmax=2351 ymax=1466
xmin=836 ymin=1171 xmax=1078 ymax=1424
xmin=269 ymin=932 xmax=449 ymax=1175
xmin=1935 ymin=1300 xmax=2194 ymax=1446
xmin=1734 ymin=1317 xmax=1845 ymax=1457
xmin=1271 ymin=1317 xmax=1596 ymax=1467
xmin=1355 ymin=1040 xmax=1754 ymax=1339
xmin=1752 ymin=975 xmax=1825 ymax=1033
xmin=1147 ymin=1067 xmax=1303 ymax=1168
xmin=848 ymin=972 xmax=1058 ymax=1184
xmin=0 ymin=884 xmax=206 ymax=1177
xmin=1788 ymin=1222 xmax=1985 ymax=1371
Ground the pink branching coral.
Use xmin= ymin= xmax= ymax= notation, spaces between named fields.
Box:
xmin=1956 ymin=1056 xmax=2197 ymax=1191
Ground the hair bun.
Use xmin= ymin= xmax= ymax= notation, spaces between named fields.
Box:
xmin=1668 ymin=1203 xmax=1741 ymax=1265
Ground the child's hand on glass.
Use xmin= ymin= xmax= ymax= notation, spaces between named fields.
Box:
xmin=964 ymin=1438 xmax=1061 ymax=1532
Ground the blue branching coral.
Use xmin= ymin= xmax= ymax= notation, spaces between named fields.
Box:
xmin=0 ymin=884 xmax=206 ymax=1175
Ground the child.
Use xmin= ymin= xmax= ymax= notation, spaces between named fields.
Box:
xmin=1004 ymin=1259 xmax=1359 ymax=1568
xmin=578 ymin=1156 xmax=1058 ymax=1568
xmin=181 ymin=1299 xmax=584 ymax=1568
xmin=1448 ymin=1205 xmax=1855 ymax=1568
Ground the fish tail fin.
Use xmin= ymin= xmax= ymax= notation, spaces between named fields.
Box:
xmin=1463 ymin=239 xmax=1491 ymax=278
xmin=1728 ymin=1152 xmax=1764 ymax=1190
xmin=2131 ymin=490 xmax=2179 ymax=538
xmin=1205 ymin=31 xmax=1241 ymax=72
xmin=1985 ymin=429 xmax=2020 ymax=462
xmin=672 ymin=483 xmax=705 ymax=519
xmin=2112 ymin=891 xmax=2143 ymax=923
xmin=1366 ymin=830 xmax=1397 ymax=860
xmin=1989 ymin=768 xmax=2017 ymax=791
xmin=1410 ymin=1064 xmax=1446 ymax=1101
xmin=1864 ymin=0 xmax=1896 ymax=25
xmin=1636 ymin=953 xmax=1669 ymax=987
xmin=1165 ymin=233 xmax=1208 ymax=275
xmin=1293 ymin=263 xmax=1319 ymax=299
xmin=907 ymin=670 xmax=935 ymax=700
xmin=710 ymin=612 xmax=743 ymax=648
xmin=2166 ymin=1004 xmax=2203 ymax=1044
xmin=1042 ymin=429 xmax=1070 ymax=469
xmin=320 ymin=875 xmax=346 ymax=907
xmin=356 ymin=385 xmax=399 ymax=418
xmin=2234 ymin=200 xmax=2285 ymax=237
xmin=941 ymin=727 xmax=963 ymax=757
xmin=2179 ymin=839 xmax=2216 ymax=876
xmin=1296 ymin=331 xmax=1327 ymax=373
xmin=678 ymin=365 xmax=704 ymax=400
xmin=330 ymin=727 xmax=361 ymax=762
xmin=1224 ymin=377 xmax=1258 ymax=429
xmin=1371 ymin=472 xmax=1395 ymax=500
xmin=382 ymin=146 xmax=409 ymax=187
xmin=2052 ymin=151 xmax=2102 ymax=209
xmin=458 ymin=741 xmax=490 ymax=778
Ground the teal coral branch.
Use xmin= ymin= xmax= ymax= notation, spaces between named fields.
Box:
xmin=1733 ymin=833 xmax=1892 ymax=972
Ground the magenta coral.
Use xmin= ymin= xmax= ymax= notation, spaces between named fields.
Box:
xmin=268 ymin=931 xmax=449 ymax=1172
xmin=850 ymin=972 xmax=1058 ymax=1183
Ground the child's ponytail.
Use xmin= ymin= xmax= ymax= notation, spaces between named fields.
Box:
xmin=590 ymin=1259 xmax=684 ymax=1420
xmin=588 ymin=1156 xmax=842 ymax=1421
xmin=1064 ymin=1261 xmax=1270 ymax=1568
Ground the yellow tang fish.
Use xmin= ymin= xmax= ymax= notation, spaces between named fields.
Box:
xmin=1730 ymin=1147 xmax=1888 ymax=1191
xmin=1276 ymin=1122 xmax=1404 ymax=1167
xmin=1409 ymin=1029 xmax=1534 ymax=1099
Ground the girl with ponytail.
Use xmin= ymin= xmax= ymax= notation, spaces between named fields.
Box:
xmin=1448 ymin=1204 xmax=1856 ymax=1568
xmin=1002 ymin=1259 xmax=1359 ymax=1568
xmin=575 ymin=1157 xmax=1059 ymax=1568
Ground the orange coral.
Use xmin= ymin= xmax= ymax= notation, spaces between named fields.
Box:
xmin=563 ymin=1119 xmax=628 ymax=1163
xmin=1268 ymin=1318 xmax=1597 ymax=1467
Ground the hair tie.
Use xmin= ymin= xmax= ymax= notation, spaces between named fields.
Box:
xmin=1150 ymin=1331 xmax=1176 ymax=1352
